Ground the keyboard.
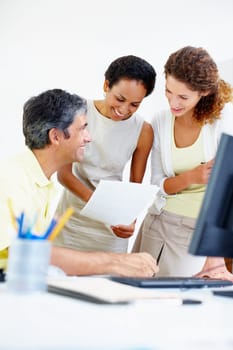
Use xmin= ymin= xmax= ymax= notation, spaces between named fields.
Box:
xmin=109 ymin=276 xmax=233 ymax=289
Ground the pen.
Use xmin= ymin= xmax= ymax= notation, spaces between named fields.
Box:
xmin=156 ymin=245 xmax=164 ymax=265
xmin=48 ymin=207 xmax=74 ymax=241
xmin=17 ymin=212 xmax=25 ymax=238
xmin=7 ymin=198 xmax=17 ymax=230
xmin=0 ymin=269 xmax=5 ymax=283
xmin=42 ymin=218 xmax=58 ymax=239
xmin=182 ymin=298 xmax=202 ymax=305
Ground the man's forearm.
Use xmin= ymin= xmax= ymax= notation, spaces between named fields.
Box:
xmin=51 ymin=246 xmax=158 ymax=277
xmin=51 ymin=246 xmax=114 ymax=276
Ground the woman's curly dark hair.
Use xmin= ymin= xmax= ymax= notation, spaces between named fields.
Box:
xmin=164 ymin=46 xmax=233 ymax=124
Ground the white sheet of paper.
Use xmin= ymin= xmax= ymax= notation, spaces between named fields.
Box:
xmin=80 ymin=180 xmax=159 ymax=225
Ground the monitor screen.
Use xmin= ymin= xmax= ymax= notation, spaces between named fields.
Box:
xmin=189 ymin=133 xmax=233 ymax=258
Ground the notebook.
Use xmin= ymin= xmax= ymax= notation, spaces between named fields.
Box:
xmin=109 ymin=276 xmax=233 ymax=289
xmin=47 ymin=276 xmax=182 ymax=304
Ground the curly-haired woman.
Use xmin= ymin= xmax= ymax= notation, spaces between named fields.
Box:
xmin=133 ymin=46 xmax=233 ymax=281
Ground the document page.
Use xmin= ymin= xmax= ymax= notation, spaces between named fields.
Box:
xmin=80 ymin=180 xmax=159 ymax=225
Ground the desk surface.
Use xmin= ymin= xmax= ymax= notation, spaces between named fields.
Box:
xmin=1 ymin=276 xmax=233 ymax=350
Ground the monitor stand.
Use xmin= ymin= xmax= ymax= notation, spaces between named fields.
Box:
xmin=213 ymin=290 xmax=233 ymax=298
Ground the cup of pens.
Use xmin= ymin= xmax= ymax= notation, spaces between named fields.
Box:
xmin=7 ymin=238 xmax=51 ymax=293
xmin=6 ymin=206 xmax=74 ymax=294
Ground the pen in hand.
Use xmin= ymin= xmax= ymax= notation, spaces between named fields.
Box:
xmin=156 ymin=245 xmax=164 ymax=265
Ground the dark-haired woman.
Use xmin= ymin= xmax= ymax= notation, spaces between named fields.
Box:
xmin=54 ymin=55 xmax=156 ymax=253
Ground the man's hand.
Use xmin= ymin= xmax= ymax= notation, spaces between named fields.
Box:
xmin=51 ymin=247 xmax=158 ymax=277
xmin=109 ymin=252 xmax=159 ymax=277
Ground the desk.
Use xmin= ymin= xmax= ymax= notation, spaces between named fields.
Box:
xmin=1 ymin=278 xmax=233 ymax=350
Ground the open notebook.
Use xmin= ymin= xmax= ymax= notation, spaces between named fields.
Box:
xmin=109 ymin=276 xmax=233 ymax=289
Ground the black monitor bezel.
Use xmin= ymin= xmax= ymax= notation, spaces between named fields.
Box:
xmin=189 ymin=133 xmax=233 ymax=258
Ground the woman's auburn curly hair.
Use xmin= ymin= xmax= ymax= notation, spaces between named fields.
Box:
xmin=164 ymin=46 xmax=233 ymax=125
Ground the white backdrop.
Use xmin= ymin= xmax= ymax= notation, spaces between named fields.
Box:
xmin=1 ymin=0 xmax=233 ymax=160
xmin=1 ymin=0 xmax=233 ymax=250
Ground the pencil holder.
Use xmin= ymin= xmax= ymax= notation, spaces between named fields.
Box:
xmin=7 ymin=238 xmax=51 ymax=293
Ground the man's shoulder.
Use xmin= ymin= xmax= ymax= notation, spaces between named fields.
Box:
xmin=0 ymin=149 xmax=29 ymax=183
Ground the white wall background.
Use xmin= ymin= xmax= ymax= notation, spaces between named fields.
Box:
xmin=1 ymin=0 xmax=233 ymax=250
xmin=1 ymin=0 xmax=233 ymax=160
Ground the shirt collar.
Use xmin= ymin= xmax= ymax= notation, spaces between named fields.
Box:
xmin=22 ymin=147 xmax=54 ymax=188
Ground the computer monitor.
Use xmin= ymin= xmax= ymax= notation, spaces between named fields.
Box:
xmin=189 ymin=132 xmax=233 ymax=258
